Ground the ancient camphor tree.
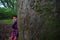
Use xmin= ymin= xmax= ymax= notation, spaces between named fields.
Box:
xmin=17 ymin=0 xmax=60 ymax=40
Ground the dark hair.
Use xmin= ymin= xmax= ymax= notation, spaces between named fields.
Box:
xmin=13 ymin=15 xmax=17 ymax=18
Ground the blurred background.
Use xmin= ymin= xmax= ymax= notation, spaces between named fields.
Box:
xmin=0 ymin=0 xmax=16 ymax=40
xmin=0 ymin=0 xmax=16 ymax=24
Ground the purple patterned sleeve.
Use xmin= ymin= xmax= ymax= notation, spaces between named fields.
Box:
xmin=12 ymin=21 xmax=17 ymax=29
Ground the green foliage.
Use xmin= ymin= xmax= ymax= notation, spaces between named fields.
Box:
xmin=0 ymin=8 xmax=17 ymax=19
xmin=0 ymin=0 xmax=16 ymax=9
xmin=0 ymin=0 xmax=17 ymax=19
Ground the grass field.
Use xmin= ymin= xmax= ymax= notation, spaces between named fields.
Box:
xmin=0 ymin=19 xmax=13 ymax=24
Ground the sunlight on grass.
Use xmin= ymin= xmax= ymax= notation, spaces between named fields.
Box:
xmin=0 ymin=19 xmax=13 ymax=24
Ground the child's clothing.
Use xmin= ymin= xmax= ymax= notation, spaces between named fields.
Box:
xmin=12 ymin=30 xmax=17 ymax=36
xmin=11 ymin=20 xmax=18 ymax=39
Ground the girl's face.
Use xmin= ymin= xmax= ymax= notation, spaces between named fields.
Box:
xmin=13 ymin=17 xmax=17 ymax=22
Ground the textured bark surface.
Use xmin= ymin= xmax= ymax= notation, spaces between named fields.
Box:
xmin=17 ymin=0 xmax=36 ymax=40
xmin=17 ymin=0 xmax=60 ymax=40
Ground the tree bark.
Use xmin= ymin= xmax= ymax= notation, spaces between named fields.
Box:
xmin=17 ymin=0 xmax=57 ymax=40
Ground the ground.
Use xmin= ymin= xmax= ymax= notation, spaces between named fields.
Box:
xmin=0 ymin=19 xmax=13 ymax=40
xmin=0 ymin=19 xmax=13 ymax=24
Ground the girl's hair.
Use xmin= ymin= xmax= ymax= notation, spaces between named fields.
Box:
xmin=13 ymin=15 xmax=17 ymax=18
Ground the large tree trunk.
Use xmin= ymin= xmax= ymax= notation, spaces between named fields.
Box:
xmin=17 ymin=0 xmax=60 ymax=40
xmin=17 ymin=0 xmax=36 ymax=40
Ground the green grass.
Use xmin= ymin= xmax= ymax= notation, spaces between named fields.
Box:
xmin=0 ymin=19 xmax=13 ymax=24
